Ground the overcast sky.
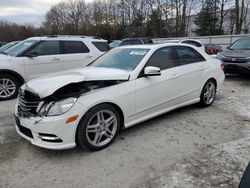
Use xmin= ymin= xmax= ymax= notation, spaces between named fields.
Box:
xmin=0 ymin=0 xmax=92 ymax=26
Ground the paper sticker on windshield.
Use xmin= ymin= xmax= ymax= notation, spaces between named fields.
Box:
xmin=129 ymin=51 xmax=147 ymax=55
xmin=23 ymin=42 xmax=33 ymax=46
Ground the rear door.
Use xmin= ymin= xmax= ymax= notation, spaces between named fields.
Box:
xmin=62 ymin=41 xmax=94 ymax=70
xmin=24 ymin=40 xmax=64 ymax=80
xmin=173 ymin=46 xmax=208 ymax=102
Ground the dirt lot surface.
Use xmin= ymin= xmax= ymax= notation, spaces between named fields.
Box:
xmin=0 ymin=75 xmax=250 ymax=188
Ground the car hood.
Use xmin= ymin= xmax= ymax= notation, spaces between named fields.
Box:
xmin=0 ymin=54 xmax=14 ymax=62
xmin=21 ymin=67 xmax=131 ymax=98
xmin=220 ymin=50 xmax=250 ymax=58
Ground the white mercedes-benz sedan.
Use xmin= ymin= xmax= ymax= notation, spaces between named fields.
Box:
xmin=15 ymin=43 xmax=225 ymax=151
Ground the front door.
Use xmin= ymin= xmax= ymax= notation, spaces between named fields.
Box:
xmin=135 ymin=47 xmax=181 ymax=120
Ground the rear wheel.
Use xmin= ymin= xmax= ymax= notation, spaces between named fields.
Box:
xmin=76 ymin=104 xmax=120 ymax=151
xmin=0 ymin=74 xmax=21 ymax=101
xmin=199 ymin=80 xmax=216 ymax=107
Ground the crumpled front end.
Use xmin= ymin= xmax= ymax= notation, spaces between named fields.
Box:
xmin=14 ymin=89 xmax=87 ymax=150
xmin=15 ymin=77 xmax=128 ymax=150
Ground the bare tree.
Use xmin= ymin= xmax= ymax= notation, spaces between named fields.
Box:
xmin=235 ymin=0 xmax=249 ymax=33
xmin=219 ymin=0 xmax=233 ymax=34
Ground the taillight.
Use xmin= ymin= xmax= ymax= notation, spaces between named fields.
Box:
xmin=221 ymin=64 xmax=224 ymax=70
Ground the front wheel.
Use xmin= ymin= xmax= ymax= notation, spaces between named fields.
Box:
xmin=199 ymin=80 xmax=216 ymax=107
xmin=76 ymin=104 xmax=121 ymax=151
xmin=0 ymin=74 xmax=21 ymax=101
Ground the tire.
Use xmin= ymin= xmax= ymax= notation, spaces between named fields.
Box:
xmin=76 ymin=104 xmax=121 ymax=151
xmin=0 ymin=73 xmax=21 ymax=101
xmin=199 ymin=79 xmax=216 ymax=107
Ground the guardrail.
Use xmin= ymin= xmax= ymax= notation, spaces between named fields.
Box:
xmin=153 ymin=34 xmax=250 ymax=50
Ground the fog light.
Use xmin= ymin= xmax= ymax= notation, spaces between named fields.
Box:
xmin=66 ymin=115 xmax=79 ymax=124
xmin=38 ymin=133 xmax=63 ymax=143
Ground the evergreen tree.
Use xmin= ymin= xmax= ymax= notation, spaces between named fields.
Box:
xmin=146 ymin=8 xmax=164 ymax=38
xmin=194 ymin=0 xmax=221 ymax=36
xmin=130 ymin=13 xmax=144 ymax=37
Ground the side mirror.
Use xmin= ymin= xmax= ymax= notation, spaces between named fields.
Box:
xmin=144 ymin=66 xmax=161 ymax=76
xmin=25 ymin=51 xmax=38 ymax=58
xmin=226 ymin=46 xmax=230 ymax=50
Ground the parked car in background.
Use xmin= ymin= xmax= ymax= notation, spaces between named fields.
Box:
xmin=0 ymin=41 xmax=20 ymax=53
xmin=205 ymin=44 xmax=222 ymax=55
xmin=0 ymin=35 xmax=109 ymax=100
xmin=15 ymin=43 xmax=224 ymax=151
xmin=164 ymin=39 xmax=205 ymax=51
xmin=120 ymin=37 xmax=153 ymax=46
xmin=109 ymin=37 xmax=153 ymax=48
xmin=109 ymin=40 xmax=122 ymax=49
xmin=217 ymin=37 xmax=250 ymax=75
xmin=0 ymin=42 xmax=7 ymax=47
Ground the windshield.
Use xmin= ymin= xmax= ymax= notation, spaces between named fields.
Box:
xmin=230 ymin=38 xmax=250 ymax=50
xmin=90 ymin=48 xmax=150 ymax=71
xmin=0 ymin=42 xmax=18 ymax=53
xmin=109 ymin=41 xmax=121 ymax=48
xmin=4 ymin=40 xmax=38 ymax=56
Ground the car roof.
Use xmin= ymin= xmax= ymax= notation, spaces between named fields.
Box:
xmin=26 ymin=35 xmax=107 ymax=42
xmin=118 ymin=43 xmax=198 ymax=50
xmin=122 ymin=37 xmax=151 ymax=41
xmin=180 ymin=39 xmax=203 ymax=43
xmin=164 ymin=39 xmax=180 ymax=43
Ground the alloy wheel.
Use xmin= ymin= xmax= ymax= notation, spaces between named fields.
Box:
xmin=0 ymin=78 xmax=16 ymax=99
xmin=86 ymin=110 xmax=118 ymax=147
xmin=203 ymin=82 xmax=216 ymax=105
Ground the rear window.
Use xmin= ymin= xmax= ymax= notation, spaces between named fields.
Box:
xmin=92 ymin=42 xmax=110 ymax=52
xmin=63 ymin=41 xmax=90 ymax=54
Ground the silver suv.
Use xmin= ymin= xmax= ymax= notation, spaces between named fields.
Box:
xmin=0 ymin=35 xmax=109 ymax=100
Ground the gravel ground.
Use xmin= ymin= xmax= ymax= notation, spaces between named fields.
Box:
xmin=0 ymin=75 xmax=250 ymax=188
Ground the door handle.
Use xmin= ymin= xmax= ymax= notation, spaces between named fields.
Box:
xmin=52 ymin=57 xmax=61 ymax=61
xmin=199 ymin=65 xmax=207 ymax=70
xmin=170 ymin=73 xmax=179 ymax=79
xmin=86 ymin=55 xmax=93 ymax=59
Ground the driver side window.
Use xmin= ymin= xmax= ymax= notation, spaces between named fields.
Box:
xmin=146 ymin=47 xmax=175 ymax=70
xmin=28 ymin=41 xmax=60 ymax=56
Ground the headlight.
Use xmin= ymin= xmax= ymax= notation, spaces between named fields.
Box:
xmin=37 ymin=97 xmax=77 ymax=117
xmin=47 ymin=97 xmax=77 ymax=116
xmin=216 ymin=53 xmax=225 ymax=60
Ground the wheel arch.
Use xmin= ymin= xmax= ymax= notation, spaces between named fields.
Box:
xmin=206 ymin=77 xmax=217 ymax=90
xmin=75 ymin=101 xmax=125 ymax=149
xmin=90 ymin=102 xmax=125 ymax=129
xmin=104 ymin=102 xmax=125 ymax=129
xmin=0 ymin=69 xmax=25 ymax=85
xmin=77 ymin=101 xmax=125 ymax=131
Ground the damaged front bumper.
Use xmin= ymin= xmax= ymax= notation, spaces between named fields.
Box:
xmin=15 ymin=101 xmax=87 ymax=150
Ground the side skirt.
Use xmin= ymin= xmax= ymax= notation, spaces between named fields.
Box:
xmin=124 ymin=98 xmax=200 ymax=128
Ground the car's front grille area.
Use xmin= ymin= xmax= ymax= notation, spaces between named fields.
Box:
xmin=18 ymin=90 xmax=42 ymax=118
xmin=222 ymin=57 xmax=249 ymax=63
xmin=224 ymin=64 xmax=248 ymax=74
